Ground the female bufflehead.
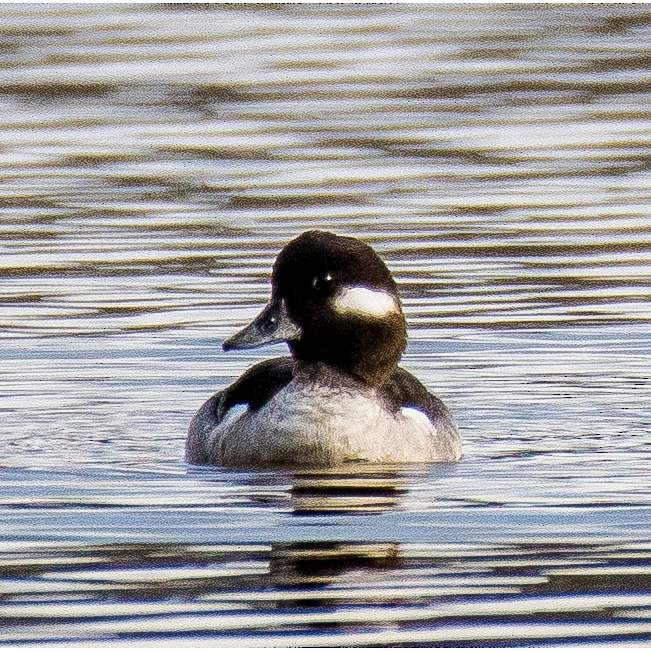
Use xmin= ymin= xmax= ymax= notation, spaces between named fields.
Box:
xmin=186 ymin=230 xmax=461 ymax=467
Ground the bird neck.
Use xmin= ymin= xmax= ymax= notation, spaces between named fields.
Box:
xmin=289 ymin=314 xmax=406 ymax=387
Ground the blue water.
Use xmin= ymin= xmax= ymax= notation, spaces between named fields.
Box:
xmin=0 ymin=3 xmax=649 ymax=646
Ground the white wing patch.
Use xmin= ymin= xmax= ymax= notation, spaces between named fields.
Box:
xmin=220 ymin=403 xmax=248 ymax=427
xmin=332 ymin=286 xmax=398 ymax=318
xmin=400 ymin=407 xmax=434 ymax=431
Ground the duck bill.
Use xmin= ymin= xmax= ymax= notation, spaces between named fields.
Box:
xmin=222 ymin=298 xmax=301 ymax=351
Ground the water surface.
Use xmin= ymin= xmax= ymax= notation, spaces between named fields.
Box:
xmin=0 ymin=3 xmax=650 ymax=646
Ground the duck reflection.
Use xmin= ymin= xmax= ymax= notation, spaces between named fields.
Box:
xmin=288 ymin=463 xmax=417 ymax=515
xmin=3 ymin=538 xmax=648 ymax=644
xmin=187 ymin=460 xmax=429 ymax=515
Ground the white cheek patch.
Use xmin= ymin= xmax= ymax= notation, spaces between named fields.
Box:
xmin=331 ymin=286 xmax=399 ymax=318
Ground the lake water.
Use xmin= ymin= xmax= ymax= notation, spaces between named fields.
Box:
xmin=0 ymin=3 xmax=650 ymax=646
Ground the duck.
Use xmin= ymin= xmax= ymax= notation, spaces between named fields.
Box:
xmin=186 ymin=230 xmax=462 ymax=467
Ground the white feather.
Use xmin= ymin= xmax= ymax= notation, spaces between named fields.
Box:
xmin=332 ymin=286 xmax=398 ymax=318
xmin=400 ymin=407 xmax=434 ymax=431
xmin=189 ymin=371 xmax=462 ymax=467
xmin=220 ymin=403 xmax=248 ymax=427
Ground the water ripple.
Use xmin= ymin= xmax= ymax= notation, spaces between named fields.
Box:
xmin=0 ymin=3 xmax=650 ymax=646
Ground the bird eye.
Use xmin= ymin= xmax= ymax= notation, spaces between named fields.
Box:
xmin=311 ymin=272 xmax=334 ymax=295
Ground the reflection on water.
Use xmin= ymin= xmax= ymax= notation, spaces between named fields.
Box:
xmin=1 ymin=487 xmax=650 ymax=644
xmin=289 ymin=465 xmax=410 ymax=514
xmin=1 ymin=466 xmax=650 ymax=644
xmin=0 ymin=2 xmax=650 ymax=646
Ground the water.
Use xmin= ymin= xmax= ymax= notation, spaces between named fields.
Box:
xmin=0 ymin=3 xmax=650 ymax=646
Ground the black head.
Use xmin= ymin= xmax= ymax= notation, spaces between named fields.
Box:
xmin=223 ymin=230 xmax=406 ymax=386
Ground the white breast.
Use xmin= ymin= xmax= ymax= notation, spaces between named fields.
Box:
xmin=199 ymin=377 xmax=461 ymax=467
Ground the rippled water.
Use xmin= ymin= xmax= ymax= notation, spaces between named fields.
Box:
xmin=0 ymin=3 xmax=650 ymax=646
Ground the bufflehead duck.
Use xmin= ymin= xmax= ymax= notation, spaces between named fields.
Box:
xmin=186 ymin=230 xmax=461 ymax=467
